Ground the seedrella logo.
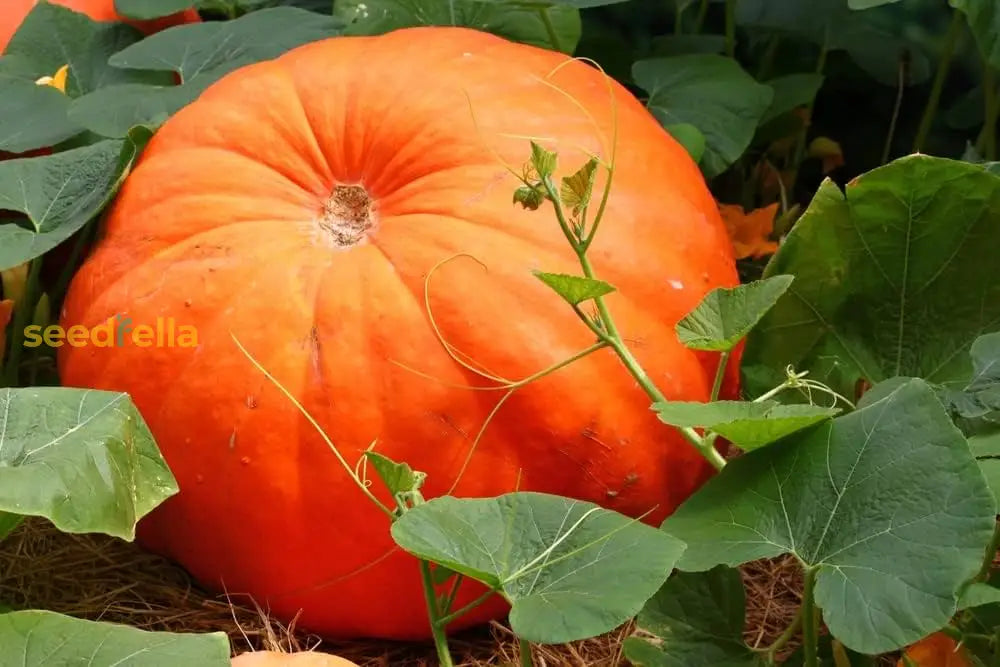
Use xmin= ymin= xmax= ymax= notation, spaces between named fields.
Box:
xmin=24 ymin=314 xmax=199 ymax=349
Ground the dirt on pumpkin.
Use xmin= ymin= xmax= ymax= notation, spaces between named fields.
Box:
xmin=0 ymin=517 xmax=827 ymax=666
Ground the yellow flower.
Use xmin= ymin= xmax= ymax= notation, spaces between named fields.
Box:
xmin=35 ymin=64 xmax=68 ymax=93
xmin=717 ymin=202 xmax=781 ymax=260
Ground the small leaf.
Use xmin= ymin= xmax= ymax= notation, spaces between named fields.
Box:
xmin=661 ymin=379 xmax=997 ymax=654
xmin=391 ymin=492 xmax=684 ymax=644
xmin=623 ymin=566 xmax=759 ymax=666
xmin=114 ymin=0 xmax=195 ymax=20
xmin=676 ymin=275 xmax=794 ymax=352
xmin=535 ymin=271 xmax=616 ymax=306
xmin=633 ymin=55 xmax=774 ymax=178
xmin=0 ymin=610 xmax=230 ymax=666
xmin=364 ymin=451 xmax=426 ymax=498
xmin=937 ymin=332 xmax=1000 ymax=425
xmin=959 ymin=582 xmax=1000 ymax=610
xmin=665 ymin=123 xmax=707 ymax=163
xmin=0 ymin=137 xmax=143 ymax=270
xmin=653 ymin=400 xmax=839 ymax=451
xmin=513 ymin=185 xmax=546 ymax=211
xmin=530 ymin=141 xmax=558 ymax=179
xmin=560 ymin=158 xmax=599 ymax=216
xmin=0 ymin=388 xmax=179 ymax=540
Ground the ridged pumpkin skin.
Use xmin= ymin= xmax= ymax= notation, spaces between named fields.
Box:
xmin=0 ymin=0 xmax=200 ymax=53
xmin=58 ymin=27 xmax=739 ymax=640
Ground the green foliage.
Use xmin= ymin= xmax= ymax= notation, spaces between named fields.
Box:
xmin=676 ymin=275 xmax=794 ymax=352
xmin=534 ymin=271 xmax=616 ymax=305
xmin=114 ymin=0 xmax=196 ymax=20
xmin=661 ymin=378 xmax=996 ymax=653
xmin=0 ymin=611 xmax=230 ymax=666
xmin=391 ymin=492 xmax=684 ymax=644
xmin=951 ymin=0 xmax=1000 ymax=67
xmin=743 ymin=156 xmax=1000 ymax=399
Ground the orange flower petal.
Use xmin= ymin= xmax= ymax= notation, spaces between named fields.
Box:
xmin=718 ymin=202 xmax=781 ymax=260
xmin=897 ymin=632 xmax=971 ymax=667
xmin=35 ymin=64 xmax=69 ymax=93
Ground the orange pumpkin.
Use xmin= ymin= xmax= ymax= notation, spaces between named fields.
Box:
xmin=58 ymin=27 xmax=740 ymax=639
xmin=0 ymin=0 xmax=200 ymax=53
xmin=231 ymin=651 xmax=359 ymax=667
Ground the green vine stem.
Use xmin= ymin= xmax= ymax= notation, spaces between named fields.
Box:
xmin=519 ymin=639 xmax=534 ymax=667
xmin=725 ymin=0 xmax=738 ymax=58
xmin=979 ymin=66 xmax=999 ymax=161
xmin=801 ymin=567 xmax=820 ymax=667
xmin=3 ymin=259 xmax=42 ymax=387
xmin=538 ymin=8 xmax=564 ymax=54
xmin=762 ymin=605 xmax=803 ymax=664
xmin=694 ymin=0 xmax=709 ymax=34
xmin=882 ymin=51 xmax=909 ymax=164
xmin=976 ymin=521 xmax=1000 ymax=582
xmin=913 ymin=9 xmax=963 ymax=153
xmin=710 ymin=351 xmax=731 ymax=403
xmin=420 ymin=561 xmax=456 ymax=667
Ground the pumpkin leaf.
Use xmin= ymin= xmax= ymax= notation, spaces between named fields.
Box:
xmin=676 ymin=275 xmax=794 ymax=352
xmin=0 ymin=610 xmax=230 ymax=666
xmin=333 ymin=0 xmax=582 ymax=55
xmin=632 ymin=55 xmax=774 ymax=178
xmin=364 ymin=451 xmax=426 ymax=498
xmin=936 ymin=333 xmax=1000 ymax=428
xmin=530 ymin=141 xmax=558 ymax=179
xmin=959 ymin=583 xmax=1000 ymax=611
xmin=760 ymin=73 xmax=825 ymax=126
xmin=661 ymin=378 xmax=997 ymax=654
xmin=513 ymin=184 xmax=547 ymax=211
xmin=653 ymin=400 xmax=840 ymax=452
xmin=0 ymin=133 xmax=146 ymax=271
xmin=560 ymin=158 xmax=599 ymax=216
xmin=70 ymin=8 xmax=342 ymax=137
xmin=0 ymin=76 xmax=83 ymax=154
xmin=114 ymin=0 xmax=195 ymax=20
xmin=977 ymin=459 xmax=1000 ymax=505
xmin=744 ymin=156 xmax=1000 ymax=400
xmin=0 ymin=512 xmax=22 ymax=542
xmin=391 ymin=492 xmax=684 ymax=644
xmin=3 ymin=2 xmax=171 ymax=94
xmin=622 ymin=566 xmax=760 ymax=667
xmin=534 ymin=271 xmax=616 ymax=306
xmin=665 ymin=123 xmax=707 ymax=163
xmin=951 ymin=0 xmax=1000 ymax=68
xmin=0 ymin=388 xmax=178 ymax=541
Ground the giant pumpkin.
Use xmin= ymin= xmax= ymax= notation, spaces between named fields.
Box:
xmin=58 ymin=27 xmax=740 ymax=640
xmin=0 ymin=0 xmax=200 ymax=53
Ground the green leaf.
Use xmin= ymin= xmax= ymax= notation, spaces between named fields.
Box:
xmin=0 ymin=388 xmax=178 ymax=541
xmin=70 ymin=8 xmax=341 ymax=137
xmin=4 ymin=2 xmax=171 ymax=94
xmin=649 ymin=35 xmax=727 ymax=57
xmin=959 ymin=582 xmax=1000 ymax=610
xmin=0 ymin=610 xmax=230 ymax=666
xmin=743 ymin=156 xmax=1000 ymax=400
xmin=0 ymin=512 xmax=22 ymax=542
xmin=760 ymin=74 xmax=825 ymax=126
xmin=848 ymin=0 xmax=901 ymax=8
xmin=0 ymin=137 xmax=142 ymax=270
xmin=114 ymin=0 xmax=195 ymax=20
xmin=333 ymin=0 xmax=582 ymax=55
xmin=534 ymin=271 xmax=616 ymax=306
xmin=937 ymin=333 xmax=1000 ymax=430
xmin=665 ymin=123 xmax=707 ymax=163
xmin=661 ymin=379 xmax=997 ymax=654
xmin=676 ymin=275 xmax=794 ymax=352
xmin=530 ymin=141 xmax=558 ymax=179
xmin=970 ymin=429 xmax=1000 ymax=457
xmin=560 ymin=158 xmax=599 ymax=216
xmin=391 ymin=492 xmax=684 ymax=644
xmin=978 ymin=458 xmax=1000 ymax=505
xmin=0 ymin=76 xmax=83 ymax=154
xmin=633 ymin=55 xmax=774 ymax=178
xmin=951 ymin=0 xmax=1000 ymax=68
xmin=514 ymin=184 xmax=546 ymax=210
xmin=623 ymin=567 xmax=760 ymax=666
xmin=364 ymin=451 xmax=426 ymax=497
xmin=653 ymin=400 xmax=839 ymax=451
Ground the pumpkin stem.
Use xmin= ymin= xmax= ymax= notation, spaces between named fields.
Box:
xmin=318 ymin=184 xmax=375 ymax=247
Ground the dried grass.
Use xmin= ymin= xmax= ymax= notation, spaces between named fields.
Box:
xmin=0 ymin=518 xmax=811 ymax=666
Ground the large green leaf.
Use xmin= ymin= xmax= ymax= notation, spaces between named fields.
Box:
xmin=661 ymin=379 xmax=996 ymax=654
xmin=391 ymin=492 xmax=684 ymax=644
xmin=0 ymin=76 xmax=82 ymax=154
xmin=743 ymin=155 xmax=1000 ymax=400
xmin=623 ymin=567 xmax=760 ymax=666
xmin=333 ymin=0 xmax=582 ymax=55
xmin=0 ymin=611 xmax=230 ymax=666
xmin=633 ymin=55 xmax=774 ymax=178
xmin=0 ymin=388 xmax=178 ymax=541
xmin=69 ymin=7 xmax=342 ymax=137
xmin=0 ymin=135 xmax=145 ymax=270
xmin=951 ymin=0 xmax=1000 ymax=68
xmin=3 ymin=2 xmax=171 ymax=94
